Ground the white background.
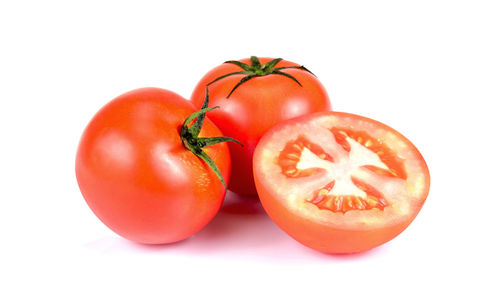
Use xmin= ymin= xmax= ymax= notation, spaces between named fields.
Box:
xmin=1 ymin=0 xmax=499 ymax=305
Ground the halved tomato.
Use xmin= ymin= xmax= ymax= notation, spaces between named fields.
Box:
xmin=253 ymin=112 xmax=430 ymax=253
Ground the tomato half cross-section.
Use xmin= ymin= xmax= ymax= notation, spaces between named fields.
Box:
xmin=76 ymin=88 xmax=239 ymax=244
xmin=191 ymin=56 xmax=331 ymax=196
xmin=253 ymin=112 xmax=430 ymax=253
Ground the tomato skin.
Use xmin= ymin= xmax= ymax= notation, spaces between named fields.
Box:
xmin=191 ymin=57 xmax=331 ymax=196
xmin=75 ymin=88 xmax=230 ymax=244
xmin=253 ymin=111 xmax=430 ymax=253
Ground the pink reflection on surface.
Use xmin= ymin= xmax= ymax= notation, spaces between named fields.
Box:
xmin=84 ymin=191 xmax=388 ymax=262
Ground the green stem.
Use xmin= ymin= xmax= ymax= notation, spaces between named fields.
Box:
xmin=207 ymin=56 xmax=316 ymax=97
xmin=180 ymin=87 xmax=242 ymax=189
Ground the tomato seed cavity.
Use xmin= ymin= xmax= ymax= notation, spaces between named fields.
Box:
xmin=277 ymin=130 xmax=406 ymax=213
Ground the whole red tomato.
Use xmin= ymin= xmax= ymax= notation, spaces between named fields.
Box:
xmin=76 ymin=88 xmax=237 ymax=244
xmin=191 ymin=56 xmax=331 ymax=196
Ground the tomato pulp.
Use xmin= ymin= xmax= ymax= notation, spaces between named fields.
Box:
xmin=253 ymin=112 xmax=430 ymax=253
xmin=191 ymin=56 xmax=331 ymax=195
xmin=76 ymin=88 xmax=231 ymax=244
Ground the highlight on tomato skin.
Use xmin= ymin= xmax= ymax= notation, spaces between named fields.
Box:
xmin=253 ymin=111 xmax=430 ymax=254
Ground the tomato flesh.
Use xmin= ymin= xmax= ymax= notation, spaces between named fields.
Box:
xmin=253 ymin=111 xmax=430 ymax=253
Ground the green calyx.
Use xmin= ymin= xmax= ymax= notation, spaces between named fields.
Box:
xmin=180 ymin=87 xmax=242 ymax=189
xmin=207 ymin=56 xmax=316 ymax=98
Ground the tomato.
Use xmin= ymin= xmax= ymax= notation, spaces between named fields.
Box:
xmin=76 ymin=88 xmax=236 ymax=244
xmin=191 ymin=56 xmax=331 ymax=196
xmin=253 ymin=111 xmax=430 ymax=253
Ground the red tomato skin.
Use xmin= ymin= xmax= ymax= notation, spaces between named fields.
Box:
xmin=75 ymin=88 xmax=230 ymax=244
xmin=191 ymin=58 xmax=331 ymax=196
xmin=253 ymin=112 xmax=431 ymax=253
